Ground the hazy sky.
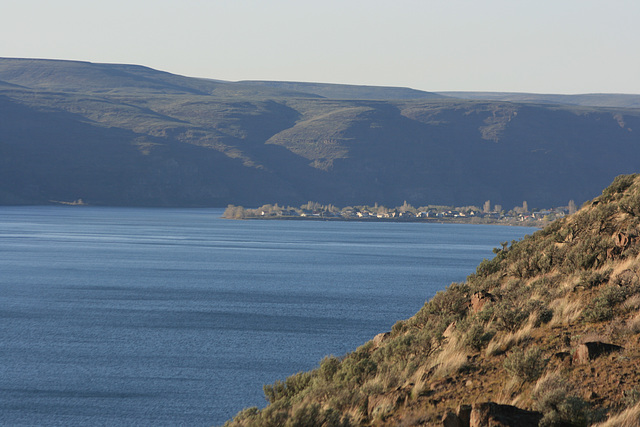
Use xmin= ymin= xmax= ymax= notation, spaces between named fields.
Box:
xmin=3 ymin=0 xmax=639 ymax=94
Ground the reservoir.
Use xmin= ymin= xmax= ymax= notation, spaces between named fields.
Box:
xmin=0 ymin=206 xmax=535 ymax=426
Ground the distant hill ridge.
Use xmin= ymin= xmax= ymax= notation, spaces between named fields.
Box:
xmin=1 ymin=57 xmax=639 ymax=209
xmin=439 ymin=91 xmax=640 ymax=109
xmin=238 ymin=80 xmax=447 ymax=100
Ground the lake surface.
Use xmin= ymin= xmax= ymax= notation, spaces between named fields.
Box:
xmin=0 ymin=207 xmax=535 ymax=426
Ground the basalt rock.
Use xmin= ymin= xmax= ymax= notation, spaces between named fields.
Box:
xmin=613 ymin=231 xmax=630 ymax=248
xmin=470 ymin=291 xmax=496 ymax=313
xmin=573 ymin=341 xmax=624 ymax=364
xmin=442 ymin=402 xmax=542 ymax=427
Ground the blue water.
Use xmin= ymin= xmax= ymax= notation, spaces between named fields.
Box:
xmin=0 ymin=207 xmax=535 ymax=426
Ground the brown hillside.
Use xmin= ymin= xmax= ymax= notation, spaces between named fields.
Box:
xmin=225 ymin=174 xmax=640 ymax=427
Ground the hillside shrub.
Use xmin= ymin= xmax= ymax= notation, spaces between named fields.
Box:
xmin=263 ymin=371 xmax=313 ymax=404
xmin=474 ymin=257 xmax=502 ymax=277
xmin=285 ymin=404 xmax=352 ymax=427
xmin=463 ymin=323 xmax=495 ymax=351
xmin=578 ymin=269 xmax=612 ymax=290
xmin=412 ymin=282 xmax=469 ymax=328
xmin=503 ymin=346 xmax=546 ymax=383
xmin=583 ymin=285 xmax=627 ymax=322
xmin=600 ymin=174 xmax=638 ymax=202
xmin=320 ymin=356 xmax=341 ymax=381
xmin=337 ymin=353 xmax=377 ymax=385
xmin=532 ymin=373 xmax=594 ymax=427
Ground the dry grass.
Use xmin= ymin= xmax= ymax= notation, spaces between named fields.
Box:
xmin=485 ymin=322 xmax=533 ymax=356
xmin=548 ymin=297 xmax=583 ymax=326
xmin=431 ymin=336 xmax=469 ymax=378
xmin=409 ymin=365 xmax=432 ymax=400
xmin=623 ymin=294 xmax=640 ymax=311
xmin=626 ymin=311 xmax=640 ymax=334
xmin=610 ymin=257 xmax=638 ymax=279
xmin=593 ymin=402 xmax=640 ymax=427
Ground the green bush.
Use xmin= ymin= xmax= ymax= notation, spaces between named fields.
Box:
xmin=320 ymin=356 xmax=341 ymax=381
xmin=503 ymin=346 xmax=546 ymax=383
xmin=263 ymin=371 xmax=313 ymax=404
xmin=336 ymin=353 xmax=377 ymax=385
xmin=493 ymin=299 xmax=536 ymax=332
xmin=600 ymin=174 xmax=638 ymax=202
xmin=578 ymin=269 xmax=612 ymax=289
xmin=284 ymin=403 xmax=352 ymax=427
xmin=583 ymin=285 xmax=627 ymax=322
xmin=531 ymin=374 xmax=602 ymax=427
xmin=463 ymin=323 xmax=495 ymax=351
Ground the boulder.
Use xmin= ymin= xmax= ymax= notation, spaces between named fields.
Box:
xmin=457 ymin=404 xmax=472 ymax=426
xmin=443 ymin=322 xmax=457 ymax=338
xmin=373 ymin=332 xmax=390 ymax=347
xmin=471 ymin=291 xmax=496 ymax=313
xmin=442 ymin=410 xmax=462 ymax=427
xmin=469 ymin=402 xmax=542 ymax=427
xmin=442 ymin=402 xmax=541 ymax=427
xmin=613 ymin=231 xmax=630 ymax=248
xmin=573 ymin=341 xmax=624 ymax=364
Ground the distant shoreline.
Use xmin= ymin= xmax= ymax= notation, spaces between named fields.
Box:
xmin=222 ymin=201 xmax=565 ymax=228
xmin=232 ymin=214 xmax=542 ymax=228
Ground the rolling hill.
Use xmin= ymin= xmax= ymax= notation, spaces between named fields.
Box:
xmin=1 ymin=57 xmax=639 ymax=209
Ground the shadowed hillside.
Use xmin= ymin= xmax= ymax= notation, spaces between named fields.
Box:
xmin=1 ymin=58 xmax=640 ymax=208
xmin=224 ymin=174 xmax=640 ymax=426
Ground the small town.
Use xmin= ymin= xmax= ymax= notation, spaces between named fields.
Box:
xmin=223 ymin=200 xmax=578 ymax=226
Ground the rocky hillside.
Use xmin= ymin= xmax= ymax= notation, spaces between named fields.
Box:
xmin=1 ymin=58 xmax=640 ymax=208
xmin=224 ymin=174 xmax=640 ymax=427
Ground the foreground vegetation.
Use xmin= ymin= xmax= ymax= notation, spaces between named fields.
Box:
xmin=224 ymin=174 xmax=640 ymax=426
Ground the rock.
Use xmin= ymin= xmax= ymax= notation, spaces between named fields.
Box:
xmin=373 ymin=332 xmax=390 ymax=347
xmin=442 ymin=410 xmax=462 ymax=427
xmin=613 ymin=231 xmax=630 ymax=248
xmin=615 ymin=269 xmax=637 ymax=287
xmin=573 ymin=341 xmax=624 ymax=364
xmin=457 ymin=404 xmax=472 ymax=426
xmin=443 ymin=322 xmax=457 ymax=338
xmin=471 ymin=291 xmax=496 ymax=313
xmin=553 ymin=351 xmax=572 ymax=367
xmin=469 ymin=402 xmax=542 ymax=427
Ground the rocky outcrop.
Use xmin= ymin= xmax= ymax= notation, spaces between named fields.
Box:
xmin=613 ymin=231 xmax=630 ymax=248
xmin=573 ymin=341 xmax=624 ymax=364
xmin=442 ymin=402 xmax=542 ymax=427
xmin=372 ymin=332 xmax=390 ymax=348
xmin=470 ymin=292 xmax=496 ymax=313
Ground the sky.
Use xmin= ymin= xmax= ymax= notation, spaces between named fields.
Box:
xmin=2 ymin=0 xmax=639 ymax=94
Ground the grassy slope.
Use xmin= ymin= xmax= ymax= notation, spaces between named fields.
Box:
xmin=238 ymin=81 xmax=447 ymax=101
xmin=225 ymin=174 xmax=640 ymax=426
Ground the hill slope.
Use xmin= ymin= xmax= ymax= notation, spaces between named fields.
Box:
xmin=224 ymin=174 xmax=640 ymax=426
xmin=439 ymin=91 xmax=640 ymax=109
xmin=239 ymin=80 xmax=447 ymax=100
xmin=1 ymin=58 xmax=640 ymax=209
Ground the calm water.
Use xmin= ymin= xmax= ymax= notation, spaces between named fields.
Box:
xmin=0 ymin=207 xmax=535 ymax=426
